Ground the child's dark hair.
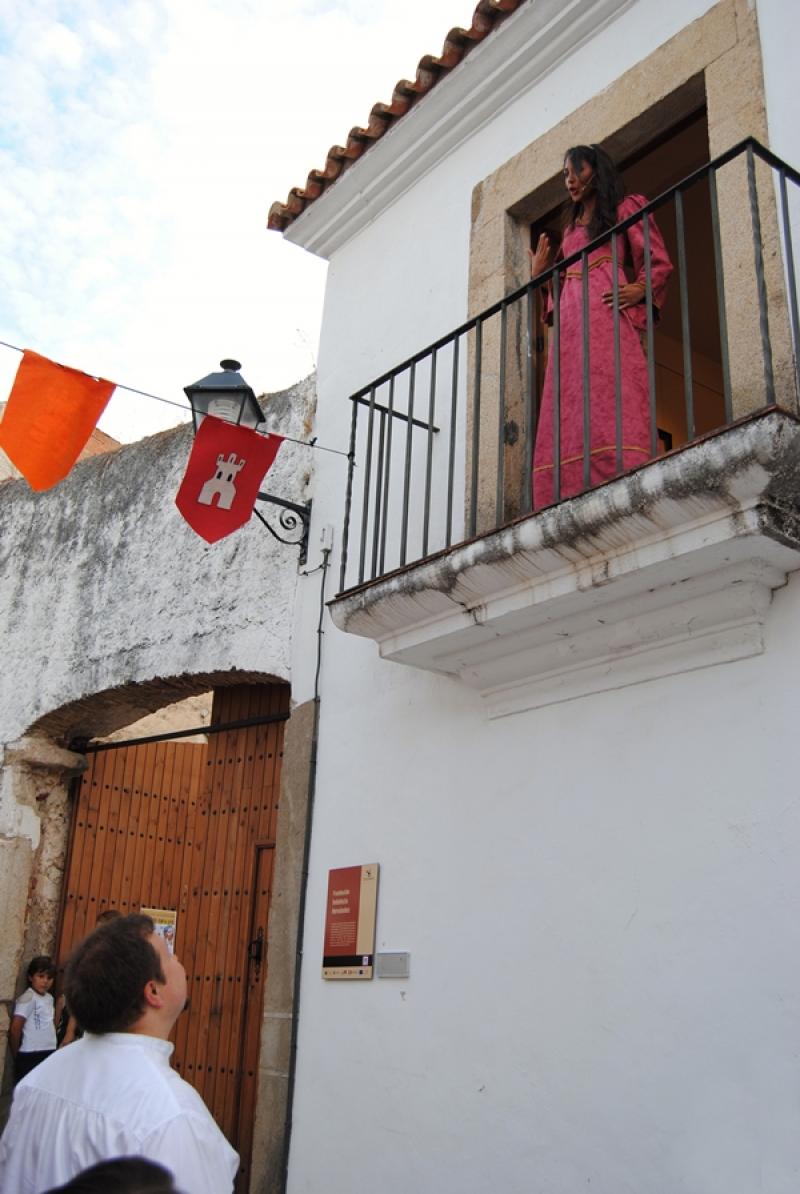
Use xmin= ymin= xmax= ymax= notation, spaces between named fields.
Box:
xmin=64 ymin=914 xmax=164 ymax=1033
xmin=27 ymin=955 xmax=56 ymax=981
xmin=563 ymin=143 xmax=625 ymax=240
xmin=95 ymin=907 xmax=121 ymax=925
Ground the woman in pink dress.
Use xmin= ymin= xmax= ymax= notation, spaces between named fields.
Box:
xmin=530 ymin=144 xmax=673 ymax=508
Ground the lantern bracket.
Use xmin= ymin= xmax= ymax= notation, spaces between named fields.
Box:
xmin=254 ymin=492 xmax=312 ymax=564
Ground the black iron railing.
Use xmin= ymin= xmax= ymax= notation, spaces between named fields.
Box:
xmin=338 ymin=139 xmax=800 ymax=594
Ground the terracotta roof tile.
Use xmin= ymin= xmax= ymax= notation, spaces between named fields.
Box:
xmin=268 ymin=0 xmax=524 ymax=233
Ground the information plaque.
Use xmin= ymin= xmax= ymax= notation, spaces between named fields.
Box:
xmin=322 ymin=863 xmax=379 ymax=980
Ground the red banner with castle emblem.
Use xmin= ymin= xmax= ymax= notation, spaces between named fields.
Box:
xmin=175 ymin=415 xmax=284 ymax=543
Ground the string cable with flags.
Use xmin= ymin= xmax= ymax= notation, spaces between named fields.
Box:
xmin=0 ymin=339 xmax=349 ymax=460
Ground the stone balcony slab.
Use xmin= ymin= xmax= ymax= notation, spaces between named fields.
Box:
xmin=329 ymin=409 xmax=800 ymax=717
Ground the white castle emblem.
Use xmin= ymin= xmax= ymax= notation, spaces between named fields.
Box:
xmin=197 ymin=453 xmax=246 ymax=511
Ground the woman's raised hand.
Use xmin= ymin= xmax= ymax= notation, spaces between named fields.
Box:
xmin=528 ymin=233 xmax=555 ymax=280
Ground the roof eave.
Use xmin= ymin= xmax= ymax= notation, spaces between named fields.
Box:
xmin=271 ymin=0 xmax=635 ymax=259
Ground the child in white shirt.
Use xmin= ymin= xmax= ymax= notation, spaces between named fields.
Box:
xmin=9 ymin=955 xmax=57 ymax=1084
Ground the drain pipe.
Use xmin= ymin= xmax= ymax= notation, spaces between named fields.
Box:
xmin=279 ymin=540 xmax=331 ymax=1194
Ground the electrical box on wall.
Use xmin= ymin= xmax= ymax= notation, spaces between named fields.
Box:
xmin=375 ymin=952 xmax=410 ymax=979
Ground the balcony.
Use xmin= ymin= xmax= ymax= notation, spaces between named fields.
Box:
xmin=329 ymin=140 xmax=800 ymax=715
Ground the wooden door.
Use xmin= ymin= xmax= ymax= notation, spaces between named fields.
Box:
xmin=56 ymin=683 xmax=288 ymax=1189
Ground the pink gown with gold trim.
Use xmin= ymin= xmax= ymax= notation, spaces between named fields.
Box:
xmin=533 ymin=194 xmax=673 ymax=509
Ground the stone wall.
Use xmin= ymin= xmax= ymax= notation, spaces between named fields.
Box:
xmin=0 ymin=376 xmax=315 ymax=747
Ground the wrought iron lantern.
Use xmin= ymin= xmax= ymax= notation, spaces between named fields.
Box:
xmin=184 ymin=359 xmax=311 ymax=562
xmin=184 ymin=358 xmax=264 ymax=432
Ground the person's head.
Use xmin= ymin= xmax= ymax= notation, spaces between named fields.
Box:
xmin=64 ymin=914 xmax=187 ymax=1037
xmin=42 ymin=1156 xmax=182 ymax=1194
xmin=27 ymin=955 xmax=56 ymax=995
xmin=562 ymin=143 xmax=625 ymax=237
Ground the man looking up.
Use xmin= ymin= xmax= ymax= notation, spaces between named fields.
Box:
xmin=0 ymin=914 xmax=238 ymax=1194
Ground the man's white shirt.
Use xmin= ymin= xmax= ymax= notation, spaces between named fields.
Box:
xmin=0 ymin=1032 xmax=239 ymax=1194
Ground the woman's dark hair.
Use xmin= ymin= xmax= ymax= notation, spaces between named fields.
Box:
xmin=64 ymin=914 xmax=164 ymax=1033
xmin=42 ymin=1156 xmax=180 ymax=1194
xmin=563 ymin=144 xmax=625 ymax=240
xmin=27 ymin=955 xmax=56 ymax=981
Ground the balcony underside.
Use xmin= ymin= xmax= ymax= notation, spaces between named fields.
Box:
xmin=329 ymin=409 xmax=800 ymax=717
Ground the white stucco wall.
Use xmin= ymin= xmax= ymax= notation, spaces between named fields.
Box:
xmin=288 ymin=571 xmax=800 ymax=1194
xmin=284 ymin=1 xmax=800 ymax=1191
xmin=756 ymin=0 xmax=800 ymax=171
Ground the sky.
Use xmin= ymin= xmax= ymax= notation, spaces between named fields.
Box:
xmin=0 ymin=0 xmax=476 ymax=444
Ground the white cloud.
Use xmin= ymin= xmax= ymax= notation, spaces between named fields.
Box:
xmin=32 ymin=20 xmax=84 ymax=70
xmin=0 ymin=0 xmax=477 ymax=443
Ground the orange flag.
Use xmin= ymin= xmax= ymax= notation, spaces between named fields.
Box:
xmin=0 ymin=350 xmax=115 ymax=491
